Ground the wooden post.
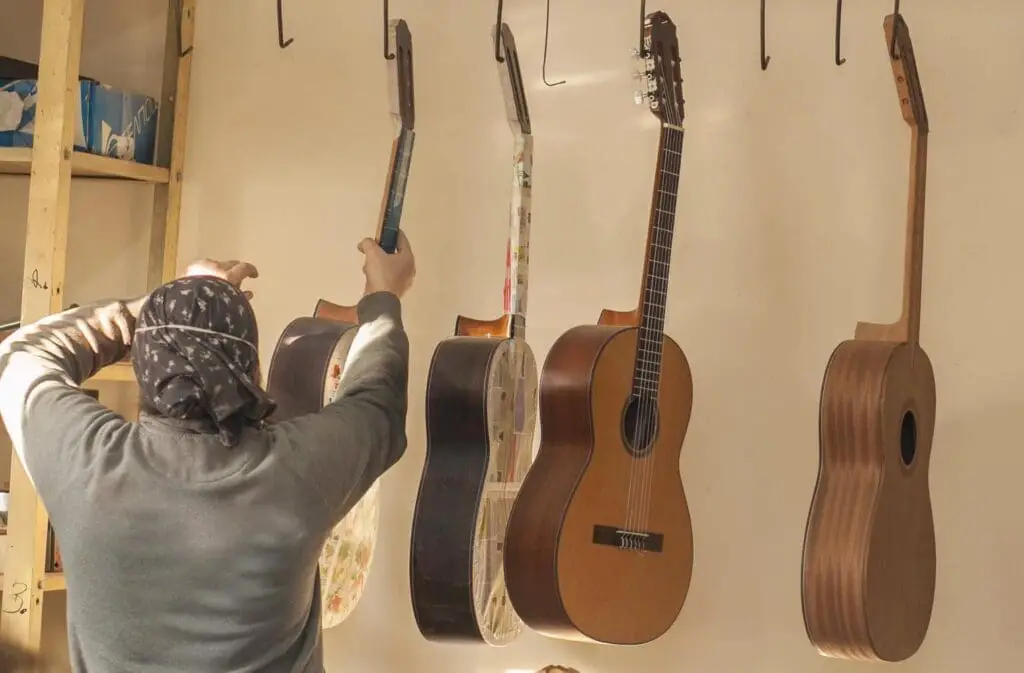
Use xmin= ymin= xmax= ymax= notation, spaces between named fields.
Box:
xmin=148 ymin=0 xmax=196 ymax=288
xmin=1 ymin=0 xmax=85 ymax=648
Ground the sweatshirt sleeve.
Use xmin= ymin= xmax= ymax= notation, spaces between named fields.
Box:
xmin=0 ymin=297 xmax=145 ymax=496
xmin=271 ymin=291 xmax=409 ymax=524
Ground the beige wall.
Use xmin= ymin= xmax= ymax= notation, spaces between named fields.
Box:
xmin=4 ymin=0 xmax=1024 ymax=672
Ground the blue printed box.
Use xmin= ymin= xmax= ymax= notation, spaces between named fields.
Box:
xmin=0 ymin=78 xmax=90 ymax=151
xmin=87 ymin=83 xmax=158 ymax=166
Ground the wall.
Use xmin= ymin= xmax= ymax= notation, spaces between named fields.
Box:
xmin=6 ymin=0 xmax=1024 ymax=672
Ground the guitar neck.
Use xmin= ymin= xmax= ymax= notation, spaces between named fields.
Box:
xmin=633 ymin=124 xmax=684 ymax=398
xmin=377 ymin=125 xmax=416 ymax=254
xmin=902 ymin=129 xmax=927 ymax=348
xmin=502 ymin=133 xmax=533 ymax=341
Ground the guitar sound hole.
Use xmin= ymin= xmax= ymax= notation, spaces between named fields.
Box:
xmin=621 ymin=395 xmax=659 ymax=458
xmin=900 ymin=410 xmax=917 ymax=467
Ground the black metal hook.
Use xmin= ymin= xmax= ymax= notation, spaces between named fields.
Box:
xmin=495 ymin=0 xmax=505 ymax=63
xmin=760 ymin=0 xmax=770 ymax=70
xmin=542 ymin=0 xmax=566 ymax=86
xmin=384 ymin=0 xmax=395 ymax=59
xmin=834 ymin=0 xmax=846 ymax=65
xmin=276 ymin=0 xmax=293 ymax=48
xmin=173 ymin=0 xmax=193 ymax=57
xmin=889 ymin=0 xmax=901 ymax=59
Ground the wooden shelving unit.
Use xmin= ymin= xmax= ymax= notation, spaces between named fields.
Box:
xmin=0 ymin=0 xmax=196 ymax=657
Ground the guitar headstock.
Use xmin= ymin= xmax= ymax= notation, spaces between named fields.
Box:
xmin=884 ymin=13 xmax=927 ymax=134
xmin=386 ymin=18 xmax=415 ymax=131
xmin=494 ymin=23 xmax=531 ymax=135
xmin=633 ymin=12 xmax=684 ymax=127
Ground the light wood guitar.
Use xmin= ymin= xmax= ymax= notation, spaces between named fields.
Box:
xmin=409 ymin=22 xmax=537 ymax=646
xmin=801 ymin=12 xmax=936 ymax=662
xmin=502 ymin=11 xmax=693 ymax=646
xmin=264 ymin=14 xmax=415 ymax=629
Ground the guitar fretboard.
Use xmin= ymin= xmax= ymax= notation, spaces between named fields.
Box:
xmin=502 ymin=133 xmax=532 ymax=341
xmin=633 ymin=125 xmax=684 ymax=398
xmin=379 ymin=127 xmax=416 ymax=253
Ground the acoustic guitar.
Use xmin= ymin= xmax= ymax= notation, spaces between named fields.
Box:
xmin=801 ymin=13 xmax=935 ymax=662
xmin=502 ymin=11 xmax=693 ymax=646
xmin=409 ymin=22 xmax=537 ymax=646
xmin=265 ymin=15 xmax=414 ymax=628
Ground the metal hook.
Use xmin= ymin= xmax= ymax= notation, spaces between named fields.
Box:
xmin=384 ymin=0 xmax=395 ymax=59
xmin=889 ymin=0 xmax=901 ymax=59
xmin=276 ymin=0 xmax=293 ymax=48
xmin=834 ymin=0 xmax=846 ymax=65
xmin=542 ymin=0 xmax=566 ymax=86
xmin=173 ymin=0 xmax=192 ymax=58
xmin=760 ymin=0 xmax=770 ymax=69
xmin=495 ymin=0 xmax=505 ymax=63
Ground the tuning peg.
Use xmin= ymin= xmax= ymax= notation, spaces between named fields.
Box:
xmin=634 ymin=91 xmax=654 ymax=106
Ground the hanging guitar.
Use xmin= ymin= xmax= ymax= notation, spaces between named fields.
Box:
xmin=801 ymin=12 xmax=936 ymax=663
xmin=502 ymin=10 xmax=693 ymax=646
xmin=409 ymin=20 xmax=537 ymax=646
xmin=265 ymin=11 xmax=414 ymax=628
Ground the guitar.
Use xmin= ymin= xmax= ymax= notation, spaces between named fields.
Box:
xmin=502 ymin=11 xmax=693 ymax=646
xmin=264 ymin=15 xmax=414 ymax=629
xmin=801 ymin=13 xmax=935 ymax=663
xmin=409 ymin=22 xmax=537 ymax=646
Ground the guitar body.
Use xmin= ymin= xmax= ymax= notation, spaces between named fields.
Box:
xmin=802 ymin=338 xmax=936 ymax=661
xmin=411 ymin=315 xmax=538 ymax=644
xmin=503 ymin=319 xmax=694 ymax=645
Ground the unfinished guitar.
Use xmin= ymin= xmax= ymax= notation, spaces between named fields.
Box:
xmin=264 ymin=15 xmax=415 ymax=627
xmin=410 ymin=21 xmax=537 ymax=646
xmin=801 ymin=13 xmax=936 ymax=663
xmin=502 ymin=11 xmax=693 ymax=646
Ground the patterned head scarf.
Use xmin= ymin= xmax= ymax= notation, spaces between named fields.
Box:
xmin=132 ymin=276 xmax=276 ymax=446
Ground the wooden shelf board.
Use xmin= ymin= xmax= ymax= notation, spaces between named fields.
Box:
xmin=86 ymin=361 xmax=135 ymax=383
xmin=0 ymin=147 xmax=169 ymax=183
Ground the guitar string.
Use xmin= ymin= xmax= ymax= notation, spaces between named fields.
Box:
xmin=639 ymin=123 xmax=681 ymax=537
xmin=637 ymin=109 xmax=683 ymax=537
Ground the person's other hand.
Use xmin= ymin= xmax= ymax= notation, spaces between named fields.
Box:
xmin=183 ymin=259 xmax=259 ymax=300
xmin=359 ymin=232 xmax=416 ymax=299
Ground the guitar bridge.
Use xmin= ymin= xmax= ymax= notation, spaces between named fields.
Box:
xmin=592 ymin=524 xmax=664 ymax=553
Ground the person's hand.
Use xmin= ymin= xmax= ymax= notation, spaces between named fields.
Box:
xmin=183 ymin=259 xmax=259 ymax=300
xmin=359 ymin=231 xmax=416 ymax=299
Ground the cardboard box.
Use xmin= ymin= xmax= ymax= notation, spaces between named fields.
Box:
xmin=0 ymin=78 xmax=90 ymax=151
xmin=87 ymin=82 xmax=159 ymax=166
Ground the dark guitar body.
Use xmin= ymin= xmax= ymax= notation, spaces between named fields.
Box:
xmin=503 ymin=318 xmax=694 ymax=645
xmin=410 ymin=333 xmax=505 ymax=642
xmin=802 ymin=339 xmax=936 ymax=662
xmin=265 ymin=300 xmax=359 ymax=422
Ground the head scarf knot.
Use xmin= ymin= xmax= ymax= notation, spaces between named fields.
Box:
xmin=132 ymin=276 xmax=275 ymax=446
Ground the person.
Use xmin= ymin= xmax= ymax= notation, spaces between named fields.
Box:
xmin=0 ymin=232 xmax=416 ymax=672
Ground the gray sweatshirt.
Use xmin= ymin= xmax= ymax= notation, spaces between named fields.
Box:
xmin=0 ymin=291 xmax=409 ymax=673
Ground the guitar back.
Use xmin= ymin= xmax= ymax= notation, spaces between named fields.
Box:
xmin=803 ymin=340 xmax=936 ymax=660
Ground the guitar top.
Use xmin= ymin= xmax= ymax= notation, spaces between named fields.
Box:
xmin=802 ymin=12 xmax=936 ymax=663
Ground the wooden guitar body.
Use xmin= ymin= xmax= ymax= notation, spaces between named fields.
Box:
xmin=802 ymin=339 xmax=936 ymax=661
xmin=503 ymin=317 xmax=694 ymax=645
xmin=411 ymin=314 xmax=538 ymax=644
xmin=802 ymin=13 xmax=936 ymax=662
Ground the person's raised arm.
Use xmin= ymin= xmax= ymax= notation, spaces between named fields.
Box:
xmin=273 ymin=232 xmax=416 ymax=523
